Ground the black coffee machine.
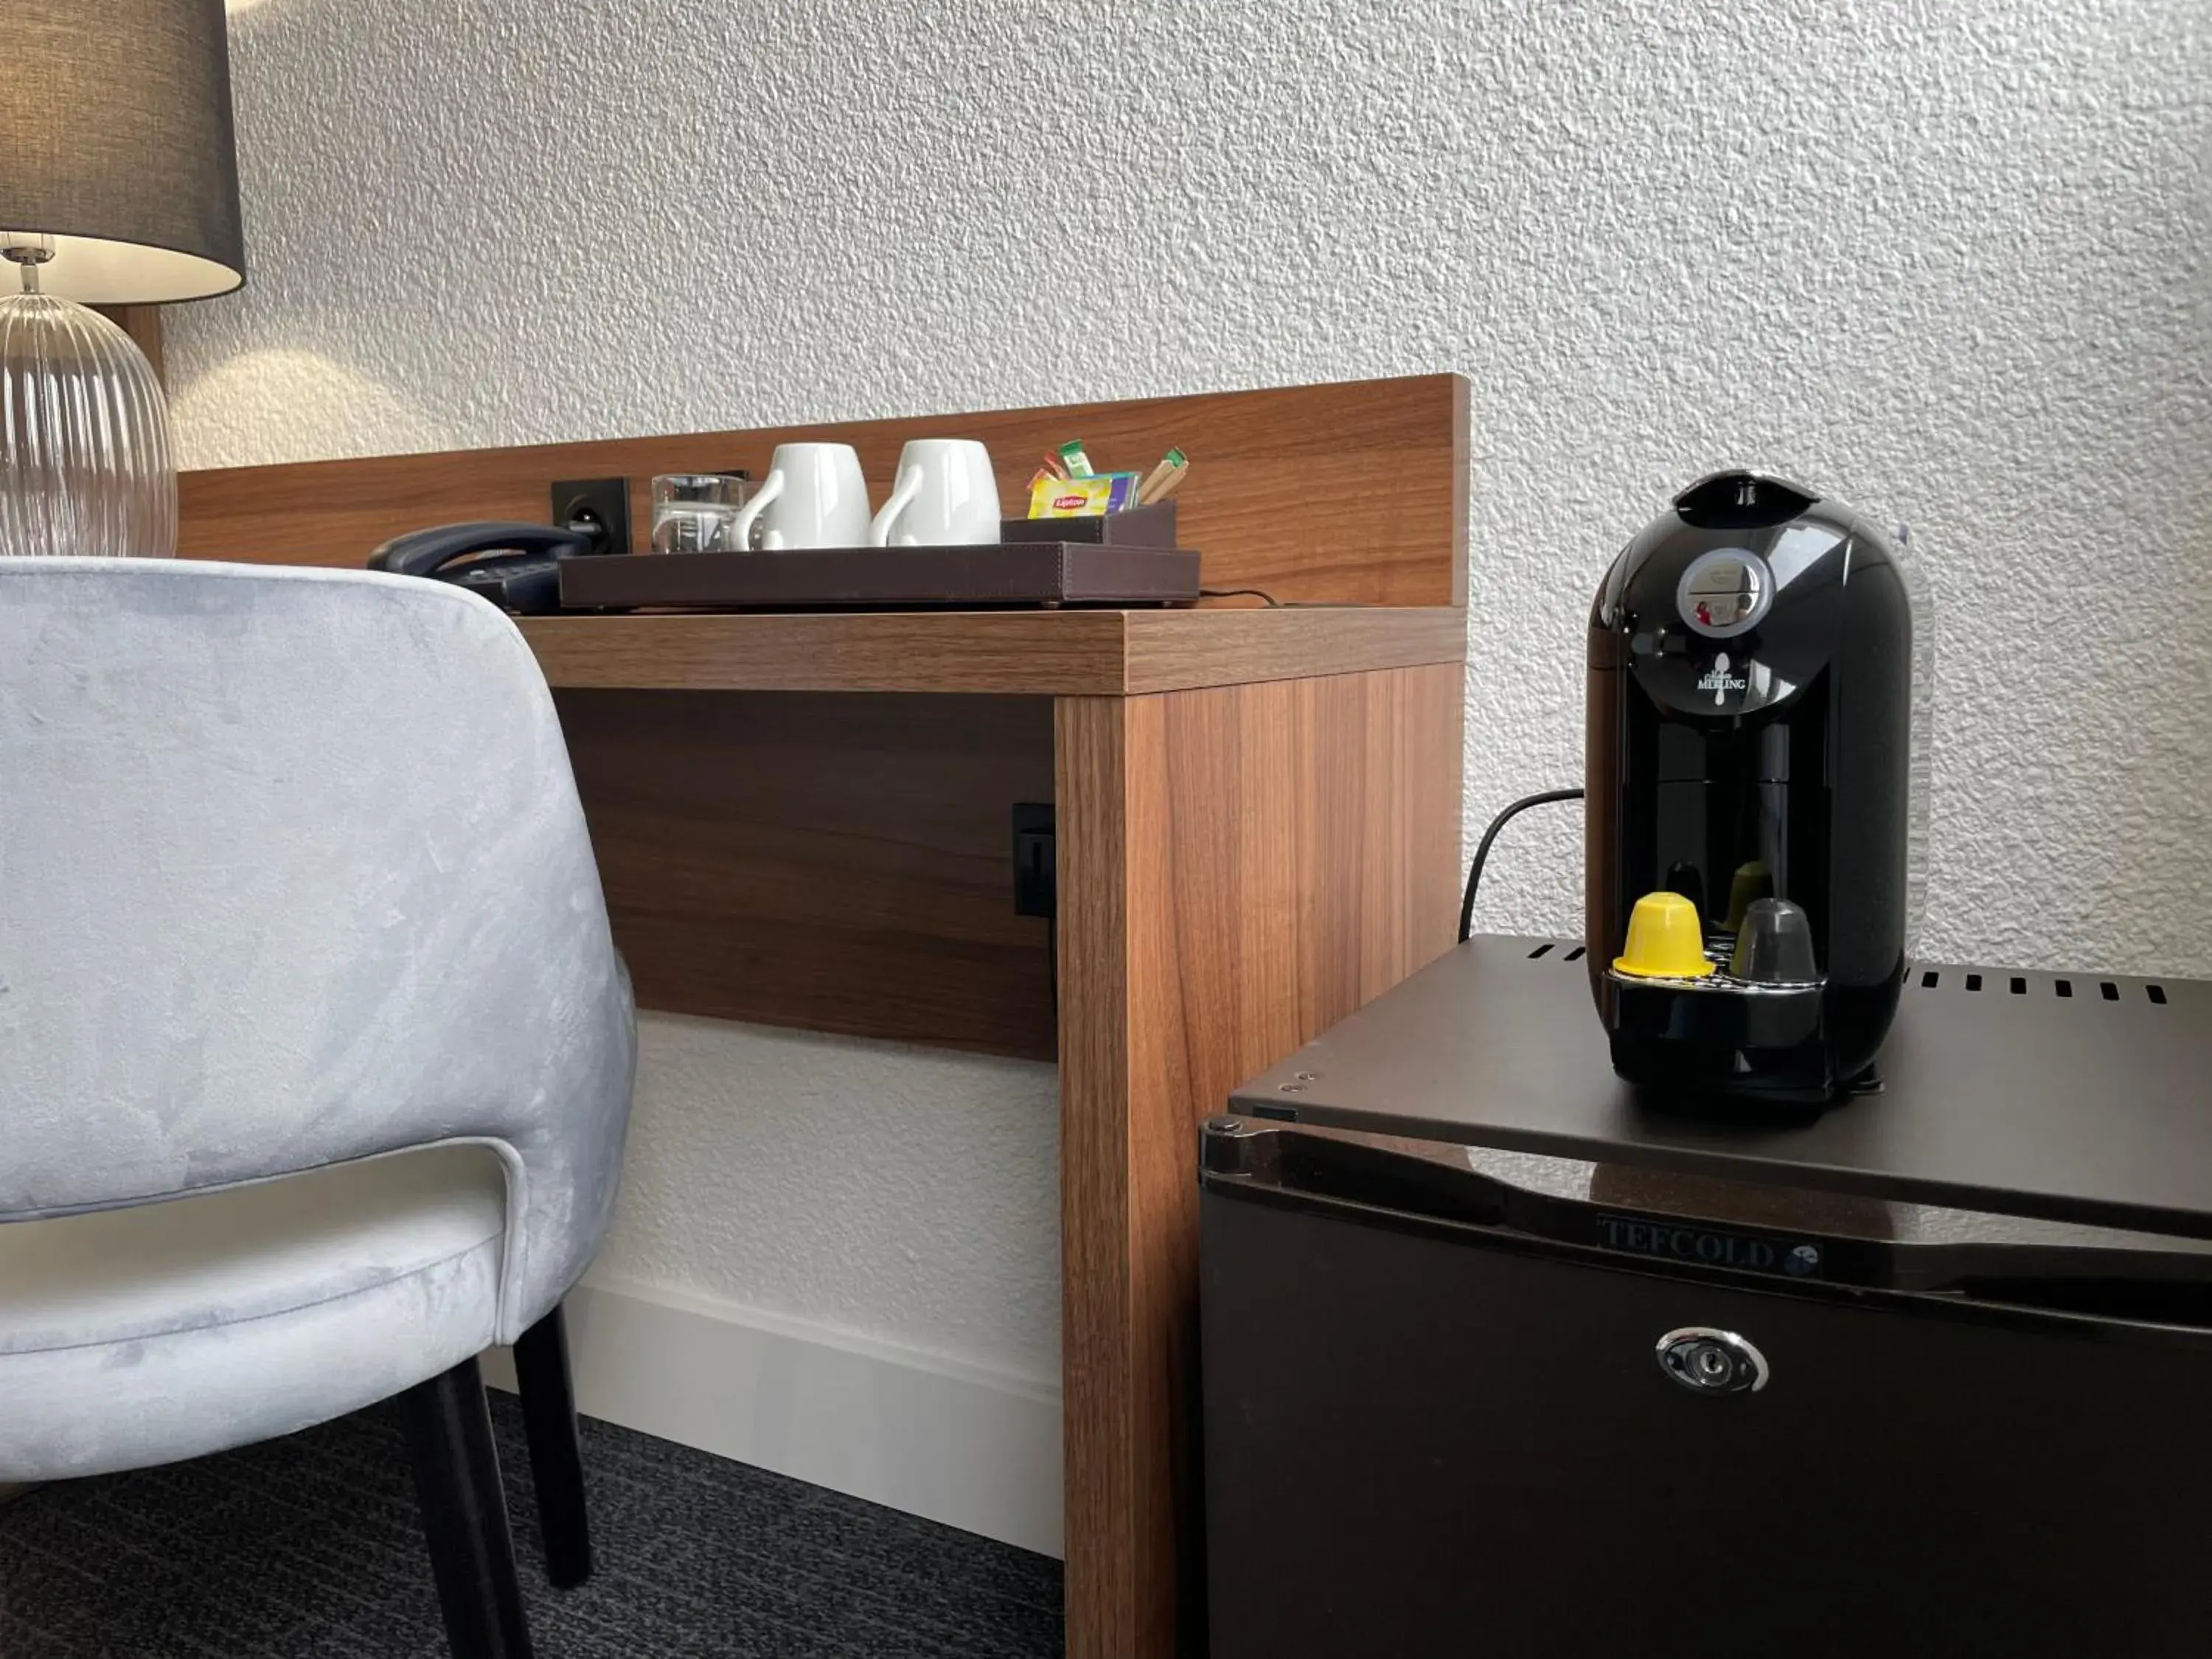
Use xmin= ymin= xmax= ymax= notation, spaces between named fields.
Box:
xmin=1585 ymin=470 xmax=1921 ymax=1103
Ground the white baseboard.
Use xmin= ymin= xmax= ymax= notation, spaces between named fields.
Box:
xmin=483 ymin=1276 xmax=1063 ymax=1559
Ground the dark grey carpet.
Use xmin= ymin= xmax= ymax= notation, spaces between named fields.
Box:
xmin=0 ymin=1394 xmax=1063 ymax=1658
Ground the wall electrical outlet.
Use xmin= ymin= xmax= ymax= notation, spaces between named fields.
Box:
xmin=1012 ymin=804 xmax=1055 ymax=919
xmin=551 ymin=476 xmax=632 ymax=555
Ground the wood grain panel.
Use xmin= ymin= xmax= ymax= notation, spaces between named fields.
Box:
xmin=1055 ymin=661 xmax=1464 ymax=1658
xmin=1054 ymin=693 xmax=1139 ymax=1652
xmin=177 ymin=374 xmax=1469 ymax=607
xmin=92 ymin=306 xmax=163 ymax=386
xmin=558 ymin=689 xmax=1056 ymax=1059
xmin=1117 ymin=603 xmax=1467 ymax=695
xmin=515 ymin=605 xmax=1466 ymax=696
xmin=527 ymin=611 xmax=1127 ymax=695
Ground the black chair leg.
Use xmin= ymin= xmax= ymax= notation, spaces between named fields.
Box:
xmin=512 ymin=1302 xmax=593 ymax=1588
xmin=398 ymin=1356 xmax=537 ymax=1659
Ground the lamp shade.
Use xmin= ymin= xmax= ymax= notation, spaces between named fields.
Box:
xmin=0 ymin=0 xmax=244 ymax=304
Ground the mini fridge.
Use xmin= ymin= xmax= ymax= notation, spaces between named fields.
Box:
xmin=1202 ymin=936 xmax=2212 ymax=1658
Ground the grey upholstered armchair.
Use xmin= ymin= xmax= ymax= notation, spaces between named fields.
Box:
xmin=0 ymin=560 xmax=636 ymax=1658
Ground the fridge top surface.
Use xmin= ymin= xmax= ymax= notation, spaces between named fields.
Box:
xmin=1228 ymin=936 xmax=2212 ymax=1241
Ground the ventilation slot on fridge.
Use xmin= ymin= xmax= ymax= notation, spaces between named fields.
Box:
xmin=1912 ymin=967 xmax=2172 ymax=1008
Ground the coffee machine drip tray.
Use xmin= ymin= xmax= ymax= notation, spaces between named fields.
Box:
xmin=1602 ymin=970 xmax=1826 ymax=1065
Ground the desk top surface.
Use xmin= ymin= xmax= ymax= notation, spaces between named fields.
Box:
xmin=1231 ymin=935 xmax=2212 ymax=1239
xmin=519 ymin=604 xmax=1466 ymax=696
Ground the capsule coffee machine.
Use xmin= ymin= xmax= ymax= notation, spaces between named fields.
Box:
xmin=1586 ymin=470 xmax=1921 ymax=1102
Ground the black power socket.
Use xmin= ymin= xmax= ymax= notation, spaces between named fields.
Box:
xmin=1012 ymin=804 xmax=1055 ymax=919
xmin=552 ymin=477 xmax=632 ymax=555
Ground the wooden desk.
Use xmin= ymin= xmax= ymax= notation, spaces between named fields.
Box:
xmin=178 ymin=375 xmax=1471 ymax=1656
xmin=519 ymin=604 xmax=1467 ymax=696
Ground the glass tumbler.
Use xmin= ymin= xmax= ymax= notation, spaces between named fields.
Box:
xmin=650 ymin=473 xmax=752 ymax=554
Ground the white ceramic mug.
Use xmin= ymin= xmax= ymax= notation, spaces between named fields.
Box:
xmin=868 ymin=439 xmax=1001 ymax=547
xmin=728 ymin=443 xmax=871 ymax=551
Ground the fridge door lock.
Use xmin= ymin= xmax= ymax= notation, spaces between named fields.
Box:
xmin=1656 ymin=1327 xmax=1769 ymax=1395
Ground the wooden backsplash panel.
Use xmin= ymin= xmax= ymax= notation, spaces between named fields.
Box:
xmin=556 ymin=688 xmax=1057 ymax=1060
xmin=178 ymin=373 xmax=1468 ymax=608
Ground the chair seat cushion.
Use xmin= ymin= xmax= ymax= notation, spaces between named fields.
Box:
xmin=0 ymin=1147 xmax=507 ymax=1481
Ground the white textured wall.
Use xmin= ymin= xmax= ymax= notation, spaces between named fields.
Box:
xmin=175 ymin=0 xmax=2211 ymax=1380
xmin=599 ymin=1017 xmax=1062 ymax=1382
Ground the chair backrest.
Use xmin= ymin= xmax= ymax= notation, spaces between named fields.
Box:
xmin=0 ymin=560 xmax=634 ymax=1336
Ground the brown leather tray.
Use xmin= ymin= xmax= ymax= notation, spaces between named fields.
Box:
xmin=557 ymin=541 xmax=1200 ymax=611
xmin=1001 ymin=501 xmax=1178 ymax=546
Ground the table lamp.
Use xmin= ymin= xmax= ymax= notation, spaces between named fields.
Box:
xmin=0 ymin=0 xmax=244 ymax=557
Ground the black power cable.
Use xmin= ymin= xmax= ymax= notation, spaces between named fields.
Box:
xmin=1457 ymin=788 xmax=1585 ymax=943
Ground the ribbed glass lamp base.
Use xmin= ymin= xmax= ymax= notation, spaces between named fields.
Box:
xmin=0 ymin=292 xmax=176 ymax=557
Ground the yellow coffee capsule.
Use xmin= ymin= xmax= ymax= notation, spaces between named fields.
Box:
xmin=1613 ymin=891 xmax=1716 ymax=979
